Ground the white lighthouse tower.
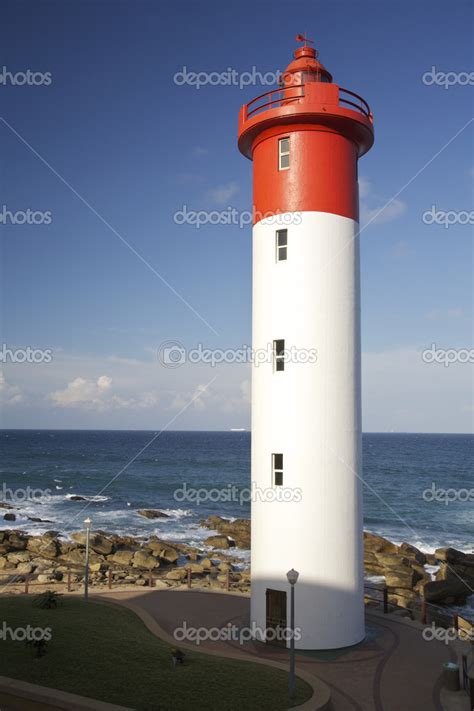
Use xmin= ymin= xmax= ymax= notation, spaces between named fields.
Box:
xmin=238 ymin=36 xmax=374 ymax=650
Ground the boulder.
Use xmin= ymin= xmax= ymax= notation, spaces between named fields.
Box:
xmin=3 ymin=513 xmax=16 ymax=521
xmin=422 ymin=578 xmax=471 ymax=604
xmin=204 ymin=535 xmax=234 ymax=549
xmin=137 ymin=509 xmax=169 ymax=519
xmin=111 ymin=550 xmax=135 ymax=567
xmin=165 ymin=568 xmax=187 ymax=581
xmin=27 ymin=536 xmax=59 ymax=558
xmin=132 ymin=551 xmax=160 ymax=570
xmin=71 ymin=532 xmax=114 ymax=556
xmin=399 ymin=542 xmax=427 ymax=565
xmin=385 ymin=568 xmax=421 ymax=589
xmin=16 ymin=562 xmax=34 ymax=574
xmin=200 ymin=516 xmax=250 ymax=548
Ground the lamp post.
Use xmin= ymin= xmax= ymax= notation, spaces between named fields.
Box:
xmin=84 ymin=517 xmax=92 ymax=601
xmin=287 ymin=568 xmax=299 ymax=699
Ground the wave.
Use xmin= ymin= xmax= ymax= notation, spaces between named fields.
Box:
xmin=65 ymin=493 xmax=110 ymax=502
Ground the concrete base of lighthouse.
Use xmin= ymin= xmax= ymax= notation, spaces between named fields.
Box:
xmin=250 ymin=211 xmax=364 ymax=650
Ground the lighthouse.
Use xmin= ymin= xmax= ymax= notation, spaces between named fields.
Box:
xmin=238 ymin=36 xmax=374 ymax=650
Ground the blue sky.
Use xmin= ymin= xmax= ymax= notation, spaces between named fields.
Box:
xmin=1 ymin=0 xmax=472 ymax=431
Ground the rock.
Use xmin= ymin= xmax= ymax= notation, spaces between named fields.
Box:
xmin=137 ymin=509 xmax=169 ymax=519
xmin=158 ymin=546 xmax=178 ymax=564
xmin=165 ymin=569 xmax=187 ymax=581
xmin=27 ymin=517 xmax=52 ymax=523
xmin=132 ymin=551 xmax=160 ymax=570
xmin=8 ymin=533 xmax=28 ymax=550
xmin=0 ymin=503 xmax=13 ymax=510
xmin=385 ymin=568 xmax=421 ymax=589
xmin=146 ymin=540 xmax=179 ymax=563
xmin=16 ymin=563 xmax=34 ymax=574
xmin=27 ymin=536 xmax=59 ymax=558
xmin=111 ymin=550 xmax=135 ymax=567
xmin=68 ymin=495 xmax=87 ymax=501
xmin=3 ymin=513 xmax=16 ymax=521
xmin=7 ymin=551 xmax=31 ymax=564
xmin=187 ymin=563 xmax=204 ymax=575
xmin=422 ymin=578 xmax=471 ymax=604
xmin=364 ymin=532 xmax=399 ymax=555
xmin=399 ymin=542 xmax=427 ymax=565
xmin=200 ymin=557 xmax=213 ymax=570
xmin=71 ymin=532 xmax=114 ymax=556
xmin=218 ymin=562 xmax=233 ymax=572
xmin=204 ymin=535 xmax=234 ymax=549
xmin=200 ymin=516 xmax=250 ymax=549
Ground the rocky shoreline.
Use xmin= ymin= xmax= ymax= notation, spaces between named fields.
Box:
xmin=0 ymin=514 xmax=472 ymax=615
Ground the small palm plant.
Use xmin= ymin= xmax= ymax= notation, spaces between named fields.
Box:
xmin=26 ymin=638 xmax=48 ymax=658
xmin=34 ymin=590 xmax=63 ymax=609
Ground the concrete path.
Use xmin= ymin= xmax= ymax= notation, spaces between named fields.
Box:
xmin=94 ymin=588 xmax=462 ymax=711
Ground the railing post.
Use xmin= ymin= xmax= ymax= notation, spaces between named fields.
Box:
xmin=24 ymin=575 xmax=29 ymax=595
xmin=187 ymin=567 xmax=191 ymax=589
xmin=149 ymin=571 xmax=154 ymax=588
xmin=453 ymin=612 xmax=459 ymax=633
xmin=421 ymin=599 xmax=427 ymax=625
xmin=67 ymin=569 xmax=72 ymax=593
xmin=383 ymin=586 xmax=388 ymax=614
xmin=108 ymin=568 xmax=112 ymax=590
xmin=226 ymin=569 xmax=230 ymax=592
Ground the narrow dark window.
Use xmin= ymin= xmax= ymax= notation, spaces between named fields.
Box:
xmin=276 ymin=229 xmax=287 ymax=262
xmin=278 ymin=137 xmax=290 ymax=170
xmin=273 ymin=339 xmax=285 ymax=372
xmin=272 ymin=453 xmax=284 ymax=486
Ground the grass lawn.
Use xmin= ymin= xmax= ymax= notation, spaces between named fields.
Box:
xmin=0 ymin=595 xmax=312 ymax=710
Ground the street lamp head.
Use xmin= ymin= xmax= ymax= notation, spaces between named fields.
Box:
xmin=286 ymin=568 xmax=299 ymax=586
xmin=84 ymin=517 xmax=92 ymax=529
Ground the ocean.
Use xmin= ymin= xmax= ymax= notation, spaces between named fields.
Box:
xmin=0 ymin=431 xmax=472 ymax=560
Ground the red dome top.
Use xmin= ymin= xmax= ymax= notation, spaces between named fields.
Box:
xmin=281 ymin=44 xmax=333 ymax=86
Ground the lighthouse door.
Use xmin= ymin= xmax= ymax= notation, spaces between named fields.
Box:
xmin=265 ymin=589 xmax=287 ymax=646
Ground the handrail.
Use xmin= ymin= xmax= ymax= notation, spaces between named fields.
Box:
xmin=246 ymin=84 xmax=305 ymax=119
xmin=242 ymin=82 xmax=372 ymax=123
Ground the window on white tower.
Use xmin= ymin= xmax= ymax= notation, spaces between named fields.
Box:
xmin=273 ymin=339 xmax=285 ymax=372
xmin=278 ymin=137 xmax=290 ymax=170
xmin=272 ymin=453 xmax=284 ymax=486
xmin=276 ymin=229 xmax=287 ymax=261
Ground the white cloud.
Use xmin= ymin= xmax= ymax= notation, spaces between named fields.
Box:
xmin=207 ymin=181 xmax=240 ymax=205
xmin=359 ymin=176 xmax=406 ymax=226
xmin=49 ymin=375 xmax=159 ymax=411
xmin=0 ymin=372 xmax=23 ymax=405
xmin=361 ymin=198 xmax=406 ymax=225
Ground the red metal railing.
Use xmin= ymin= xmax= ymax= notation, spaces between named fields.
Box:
xmin=246 ymin=84 xmax=305 ymax=119
xmin=243 ymin=83 xmax=372 ymax=123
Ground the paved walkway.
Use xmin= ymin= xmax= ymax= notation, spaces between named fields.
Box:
xmin=93 ymin=588 xmax=463 ymax=711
